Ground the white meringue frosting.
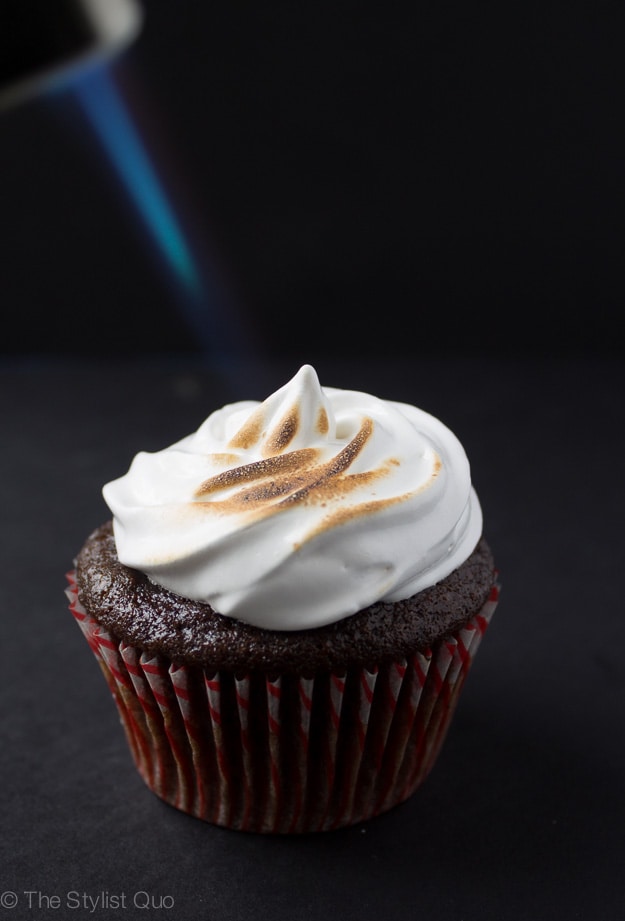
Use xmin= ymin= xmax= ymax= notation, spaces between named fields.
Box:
xmin=103 ymin=365 xmax=483 ymax=630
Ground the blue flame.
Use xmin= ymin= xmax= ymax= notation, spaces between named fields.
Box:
xmin=74 ymin=65 xmax=201 ymax=297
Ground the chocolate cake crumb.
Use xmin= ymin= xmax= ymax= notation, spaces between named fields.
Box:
xmin=75 ymin=521 xmax=496 ymax=675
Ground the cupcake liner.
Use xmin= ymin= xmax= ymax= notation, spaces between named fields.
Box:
xmin=66 ymin=573 xmax=500 ymax=833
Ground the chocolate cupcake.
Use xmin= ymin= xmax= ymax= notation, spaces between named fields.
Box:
xmin=67 ymin=365 xmax=500 ymax=833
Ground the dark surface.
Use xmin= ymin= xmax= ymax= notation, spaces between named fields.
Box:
xmin=1 ymin=354 xmax=624 ymax=921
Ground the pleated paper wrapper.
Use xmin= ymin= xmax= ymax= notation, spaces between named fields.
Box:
xmin=66 ymin=572 xmax=499 ymax=834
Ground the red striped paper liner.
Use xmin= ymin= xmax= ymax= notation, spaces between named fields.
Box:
xmin=326 ymin=667 xmax=378 ymax=830
xmin=66 ymin=573 xmax=500 ymax=833
xmin=290 ymin=675 xmax=314 ymax=832
xmin=233 ymin=674 xmax=253 ymax=829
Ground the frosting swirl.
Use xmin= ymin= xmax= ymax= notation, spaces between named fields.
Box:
xmin=103 ymin=365 xmax=483 ymax=630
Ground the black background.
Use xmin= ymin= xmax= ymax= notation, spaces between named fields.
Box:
xmin=1 ymin=4 xmax=625 ymax=920
xmin=2 ymin=0 xmax=625 ymax=363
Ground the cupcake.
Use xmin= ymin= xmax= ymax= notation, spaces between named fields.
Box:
xmin=66 ymin=365 xmax=500 ymax=833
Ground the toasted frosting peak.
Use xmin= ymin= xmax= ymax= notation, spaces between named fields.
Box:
xmin=103 ymin=365 xmax=483 ymax=630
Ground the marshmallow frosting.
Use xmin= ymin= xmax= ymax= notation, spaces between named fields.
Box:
xmin=103 ymin=365 xmax=483 ymax=631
